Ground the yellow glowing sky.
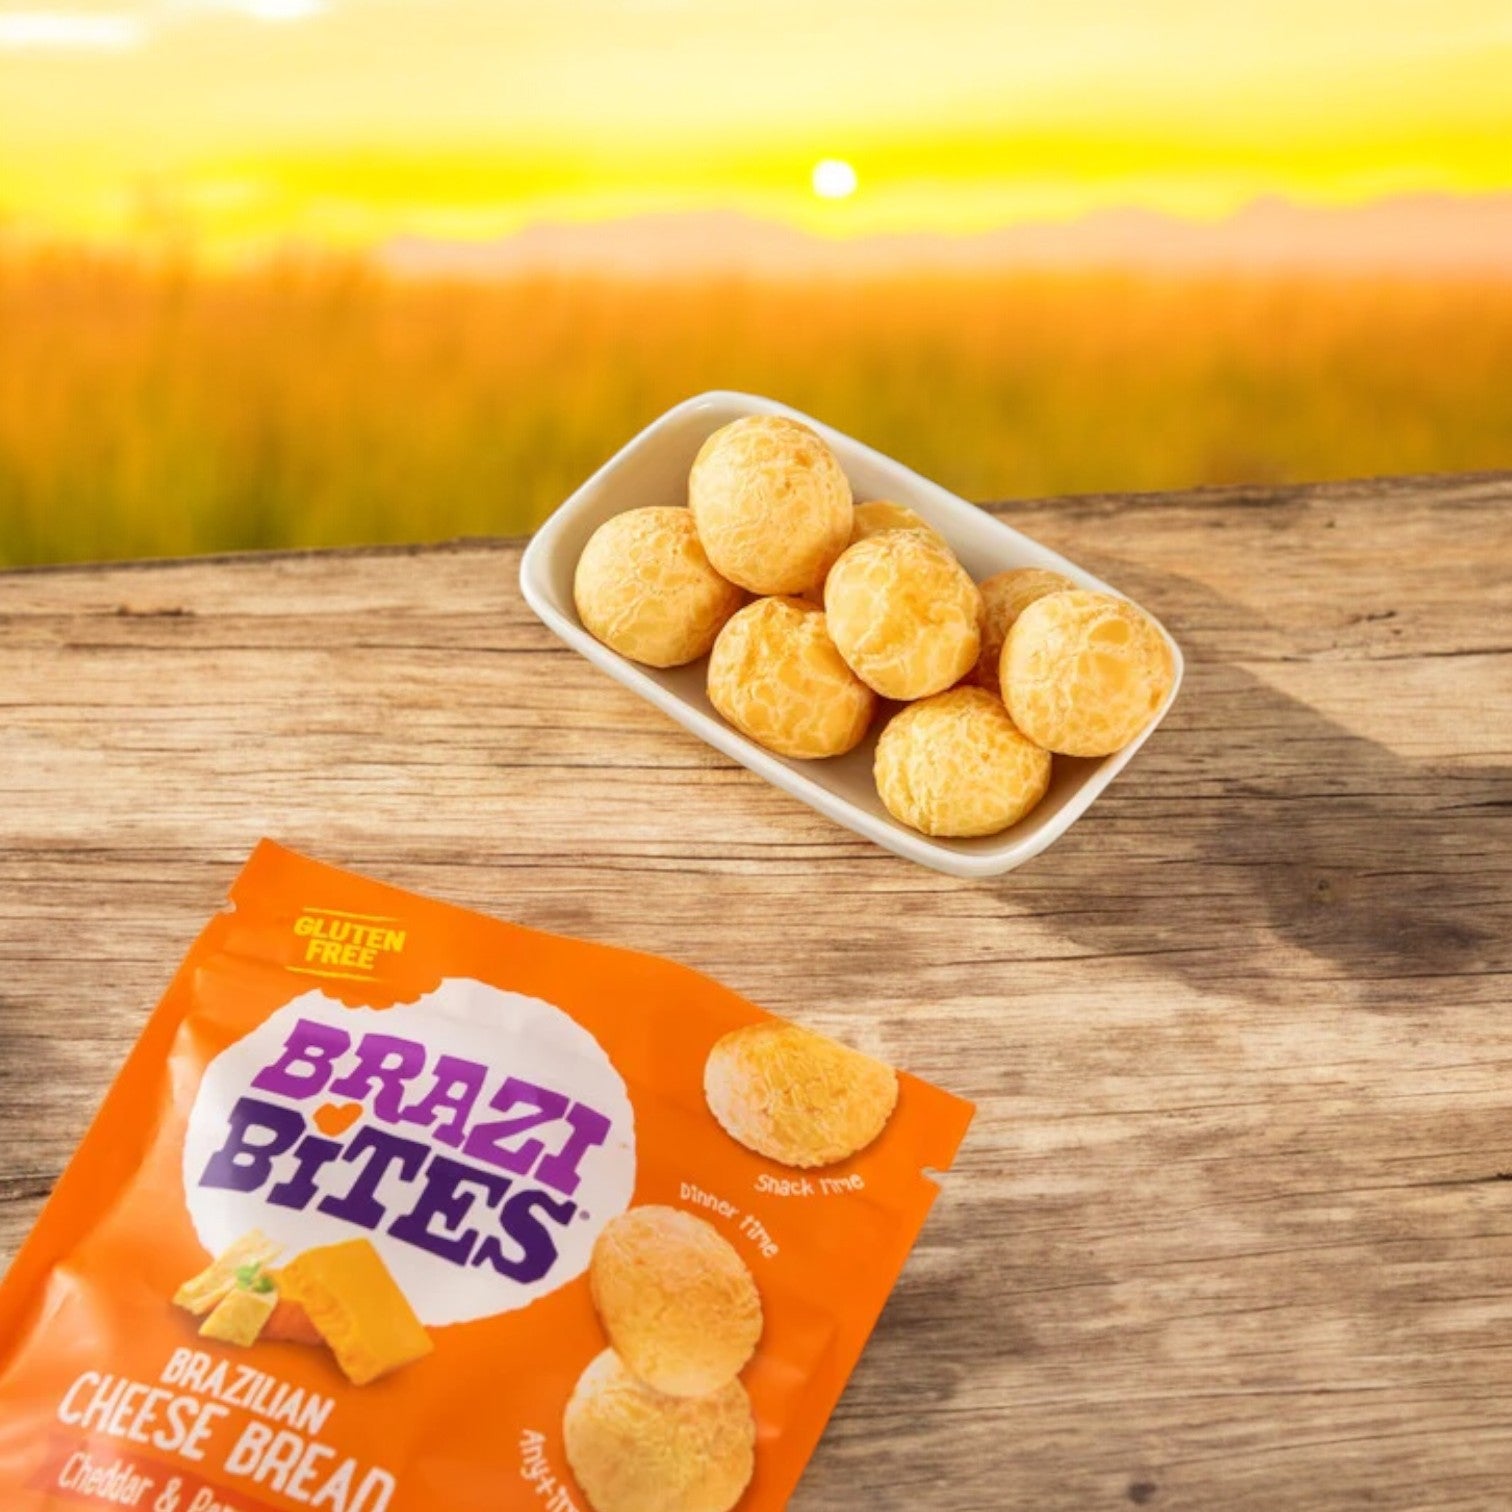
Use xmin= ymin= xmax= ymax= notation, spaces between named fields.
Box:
xmin=1 ymin=0 xmax=1509 ymax=249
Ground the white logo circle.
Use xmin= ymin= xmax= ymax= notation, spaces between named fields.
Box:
xmin=182 ymin=979 xmax=636 ymax=1326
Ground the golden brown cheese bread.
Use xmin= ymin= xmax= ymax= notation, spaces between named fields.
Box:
xmin=590 ymin=1206 xmax=762 ymax=1398
xmin=874 ymin=686 xmax=1052 ymax=838
xmin=707 ymin=596 xmax=876 ymax=759
xmin=564 ymin=1349 xmax=755 ymax=1512
xmin=1002 ymin=589 xmax=1174 ymax=756
xmin=848 ymin=500 xmax=940 ymax=548
xmin=574 ymin=507 xmax=744 ymax=668
xmin=966 ymin=567 xmax=1075 ymax=690
xmin=704 ymin=1021 xmax=899 ymax=1169
xmin=824 ymin=531 xmax=981 ymax=700
xmin=689 ymin=416 xmax=853 ymax=596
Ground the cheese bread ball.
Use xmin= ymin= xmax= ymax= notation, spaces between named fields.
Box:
xmin=688 ymin=416 xmax=853 ymax=595
xmin=874 ymin=687 xmax=1052 ymax=838
xmin=564 ymin=1350 xmax=755 ymax=1512
xmin=824 ymin=532 xmax=982 ymax=700
xmin=1003 ymin=589 xmax=1174 ymax=756
xmin=795 ymin=503 xmax=935 ymax=606
xmin=574 ymin=507 xmax=744 ymax=668
xmin=966 ymin=567 xmax=1076 ymax=690
xmin=590 ymin=1206 xmax=762 ymax=1398
xmin=849 ymin=500 xmax=940 ymax=547
xmin=705 ymin=1022 xmax=899 ymax=1168
xmin=706 ymin=597 xmax=876 ymax=759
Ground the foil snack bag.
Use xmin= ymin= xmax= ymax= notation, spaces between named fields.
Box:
xmin=0 ymin=842 xmax=973 ymax=1512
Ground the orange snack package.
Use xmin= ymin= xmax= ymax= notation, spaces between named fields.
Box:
xmin=0 ymin=842 xmax=972 ymax=1512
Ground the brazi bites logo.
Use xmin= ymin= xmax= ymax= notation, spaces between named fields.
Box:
xmin=183 ymin=980 xmax=637 ymax=1326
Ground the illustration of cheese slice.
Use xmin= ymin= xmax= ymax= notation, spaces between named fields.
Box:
xmin=173 ymin=1230 xmax=282 ymax=1317
xmin=199 ymin=1285 xmax=278 ymax=1347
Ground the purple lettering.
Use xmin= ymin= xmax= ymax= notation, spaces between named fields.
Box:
xmin=388 ymin=1155 xmax=512 ymax=1264
xmin=462 ymin=1078 xmax=568 ymax=1176
xmin=328 ymin=1033 xmax=427 ymax=1121
xmin=473 ymin=1188 xmax=576 ymax=1284
xmin=199 ymin=1096 xmax=304 ymax=1193
xmin=317 ymin=1126 xmax=428 ymax=1230
xmin=535 ymin=1102 xmax=612 ymax=1198
xmin=266 ymin=1134 xmax=343 ymax=1210
xmin=251 ymin=1019 xmax=350 ymax=1101
xmin=397 ymin=1055 xmax=488 ymax=1147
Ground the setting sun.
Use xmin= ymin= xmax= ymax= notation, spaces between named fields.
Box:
xmin=0 ymin=0 xmax=1509 ymax=252
xmin=812 ymin=159 xmax=859 ymax=202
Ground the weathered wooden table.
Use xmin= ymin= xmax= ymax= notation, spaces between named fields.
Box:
xmin=3 ymin=473 xmax=1509 ymax=1510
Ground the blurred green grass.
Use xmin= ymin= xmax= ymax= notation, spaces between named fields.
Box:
xmin=2 ymin=249 xmax=1509 ymax=566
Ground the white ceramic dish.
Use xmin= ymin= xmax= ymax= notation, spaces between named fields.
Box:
xmin=518 ymin=391 xmax=1182 ymax=878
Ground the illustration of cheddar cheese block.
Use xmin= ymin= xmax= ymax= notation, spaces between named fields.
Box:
xmin=276 ymin=1239 xmax=433 ymax=1386
xmin=262 ymin=1295 xmax=324 ymax=1347
xmin=199 ymin=1282 xmax=278 ymax=1347
xmin=173 ymin=1230 xmax=282 ymax=1317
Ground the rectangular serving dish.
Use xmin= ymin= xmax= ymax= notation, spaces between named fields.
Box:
xmin=518 ymin=391 xmax=1182 ymax=878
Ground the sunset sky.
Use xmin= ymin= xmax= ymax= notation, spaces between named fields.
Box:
xmin=1 ymin=0 xmax=1509 ymax=250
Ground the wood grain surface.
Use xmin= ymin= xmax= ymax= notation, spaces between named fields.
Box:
xmin=2 ymin=472 xmax=1510 ymax=1510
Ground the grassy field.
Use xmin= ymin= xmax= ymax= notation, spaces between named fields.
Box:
xmin=1 ymin=248 xmax=1509 ymax=566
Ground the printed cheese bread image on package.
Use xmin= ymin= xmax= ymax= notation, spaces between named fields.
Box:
xmin=590 ymin=1207 xmax=762 ymax=1398
xmin=0 ymin=842 xmax=972 ymax=1512
xmin=565 ymin=1349 xmax=756 ymax=1512
xmin=705 ymin=1021 xmax=901 ymax=1168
